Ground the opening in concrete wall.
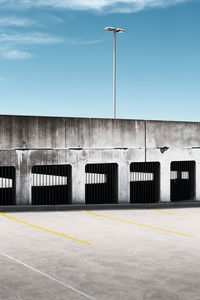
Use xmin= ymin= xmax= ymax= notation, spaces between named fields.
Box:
xmin=0 ymin=166 xmax=16 ymax=206
xmin=31 ymin=165 xmax=72 ymax=205
xmin=130 ymin=162 xmax=160 ymax=203
xmin=85 ymin=163 xmax=118 ymax=204
xmin=170 ymin=161 xmax=195 ymax=202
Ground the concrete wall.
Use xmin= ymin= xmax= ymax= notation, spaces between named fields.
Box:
xmin=0 ymin=115 xmax=145 ymax=150
xmin=146 ymin=120 xmax=200 ymax=149
xmin=0 ymin=115 xmax=200 ymax=205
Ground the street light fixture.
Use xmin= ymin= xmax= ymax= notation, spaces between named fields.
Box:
xmin=105 ymin=27 xmax=125 ymax=119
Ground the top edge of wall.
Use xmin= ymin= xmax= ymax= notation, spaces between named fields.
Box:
xmin=0 ymin=114 xmax=199 ymax=124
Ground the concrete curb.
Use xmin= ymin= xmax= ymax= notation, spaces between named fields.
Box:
xmin=1 ymin=201 xmax=200 ymax=212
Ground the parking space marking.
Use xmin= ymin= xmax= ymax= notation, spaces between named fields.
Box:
xmin=152 ymin=209 xmax=200 ymax=220
xmin=1 ymin=252 xmax=95 ymax=300
xmin=0 ymin=213 xmax=91 ymax=245
xmin=84 ymin=211 xmax=195 ymax=238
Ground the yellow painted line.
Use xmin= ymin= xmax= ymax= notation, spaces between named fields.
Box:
xmin=84 ymin=211 xmax=195 ymax=238
xmin=0 ymin=213 xmax=91 ymax=245
xmin=152 ymin=209 xmax=200 ymax=220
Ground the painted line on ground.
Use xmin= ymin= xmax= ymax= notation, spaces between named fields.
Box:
xmin=1 ymin=252 xmax=95 ymax=300
xmin=152 ymin=209 xmax=200 ymax=220
xmin=0 ymin=212 xmax=91 ymax=245
xmin=84 ymin=211 xmax=195 ymax=238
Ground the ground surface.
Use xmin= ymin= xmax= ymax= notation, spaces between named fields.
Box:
xmin=0 ymin=208 xmax=200 ymax=300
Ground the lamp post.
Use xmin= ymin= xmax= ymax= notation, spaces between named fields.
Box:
xmin=105 ymin=27 xmax=125 ymax=119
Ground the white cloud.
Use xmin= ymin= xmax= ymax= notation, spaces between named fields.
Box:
xmin=0 ymin=0 xmax=191 ymax=13
xmin=2 ymin=49 xmax=33 ymax=59
xmin=45 ymin=15 xmax=65 ymax=24
xmin=0 ymin=45 xmax=32 ymax=59
xmin=65 ymin=38 xmax=105 ymax=46
xmin=0 ymin=31 xmax=105 ymax=59
xmin=0 ymin=16 xmax=36 ymax=27
xmin=0 ymin=32 xmax=64 ymax=60
xmin=0 ymin=32 xmax=64 ymax=44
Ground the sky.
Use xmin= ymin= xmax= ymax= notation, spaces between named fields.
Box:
xmin=0 ymin=0 xmax=200 ymax=121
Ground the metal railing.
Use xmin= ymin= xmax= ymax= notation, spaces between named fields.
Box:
xmin=0 ymin=166 xmax=15 ymax=206
xmin=31 ymin=165 xmax=72 ymax=205
xmin=130 ymin=162 xmax=160 ymax=203
xmin=85 ymin=163 xmax=118 ymax=204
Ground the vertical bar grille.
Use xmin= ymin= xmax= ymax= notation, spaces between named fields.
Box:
xmin=85 ymin=173 xmax=107 ymax=184
xmin=0 ymin=166 xmax=16 ymax=206
xmin=170 ymin=161 xmax=195 ymax=202
xmin=130 ymin=162 xmax=160 ymax=203
xmin=85 ymin=163 xmax=118 ymax=204
xmin=31 ymin=165 xmax=72 ymax=205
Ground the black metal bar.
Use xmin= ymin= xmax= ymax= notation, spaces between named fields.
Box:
xmin=85 ymin=163 xmax=118 ymax=204
xmin=130 ymin=162 xmax=160 ymax=204
xmin=171 ymin=161 xmax=195 ymax=202
xmin=31 ymin=164 xmax=72 ymax=205
xmin=0 ymin=166 xmax=15 ymax=206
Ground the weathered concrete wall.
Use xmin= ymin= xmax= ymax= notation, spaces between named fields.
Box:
xmin=0 ymin=115 xmax=145 ymax=150
xmin=146 ymin=120 xmax=200 ymax=149
xmin=0 ymin=116 xmax=65 ymax=150
xmin=0 ymin=115 xmax=200 ymax=205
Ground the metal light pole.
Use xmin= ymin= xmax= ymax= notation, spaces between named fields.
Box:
xmin=105 ymin=27 xmax=125 ymax=119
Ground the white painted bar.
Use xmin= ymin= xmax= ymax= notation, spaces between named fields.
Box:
xmin=170 ymin=171 xmax=189 ymax=180
xmin=86 ymin=173 xmax=107 ymax=184
xmin=170 ymin=171 xmax=178 ymax=180
xmin=130 ymin=172 xmax=154 ymax=182
xmin=0 ymin=178 xmax=12 ymax=188
xmin=181 ymin=171 xmax=189 ymax=179
xmin=32 ymin=174 xmax=67 ymax=186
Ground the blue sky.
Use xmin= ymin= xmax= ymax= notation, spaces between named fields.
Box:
xmin=0 ymin=0 xmax=199 ymax=121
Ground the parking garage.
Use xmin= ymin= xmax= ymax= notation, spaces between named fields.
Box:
xmin=0 ymin=115 xmax=200 ymax=206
